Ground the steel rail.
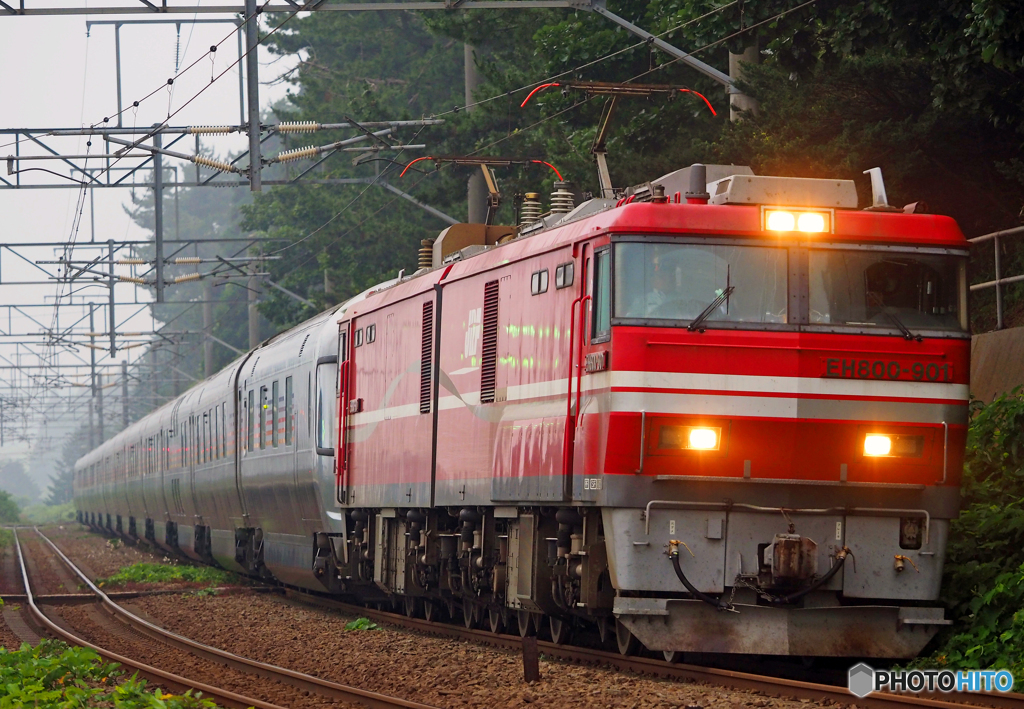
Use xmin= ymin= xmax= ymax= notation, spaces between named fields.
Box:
xmin=12 ymin=528 xmax=287 ymax=709
xmin=34 ymin=528 xmax=438 ymax=709
xmin=282 ymin=590 xmax=1024 ymax=709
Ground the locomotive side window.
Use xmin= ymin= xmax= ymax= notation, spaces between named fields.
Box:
xmin=354 ymin=328 xmax=363 ymax=347
xmin=614 ymin=242 xmax=787 ymax=325
xmin=555 ymin=262 xmax=574 ymax=289
xmin=366 ymin=324 xmax=376 ymax=343
xmin=530 ymin=270 xmax=549 ymax=295
xmin=592 ymin=249 xmax=611 ymax=342
xmin=808 ymin=250 xmax=967 ymax=332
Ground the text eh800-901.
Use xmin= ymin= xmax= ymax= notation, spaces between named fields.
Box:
xmin=822 ymin=357 xmax=953 ymax=382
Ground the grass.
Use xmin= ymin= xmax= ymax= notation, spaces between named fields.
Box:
xmin=0 ymin=528 xmax=12 ymax=549
xmin=96 ymin=562 xmax=236 ymax=588
xmin=19 ymin=502 xmax=76 ymax=525
xmin=0 ymin=639 xmax=221 ymax=707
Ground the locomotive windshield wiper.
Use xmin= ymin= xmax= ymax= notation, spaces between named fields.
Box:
xmin=867 ymin=293 xmax=922 ymax=342
xmin=687 ymin=286 xmax=735 ymax=332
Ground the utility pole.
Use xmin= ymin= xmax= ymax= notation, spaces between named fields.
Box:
xmin=107 ymin=239 xmax=117 ymax=356
xmin=244 ymin=0 xmax=262 ymax=192
xmin=728 ymin=44 xmax=760 ymax=121
xmin=121 ymin=360 xmax=129 ymax=428
xmin=88 ymin=304 xmax=97 ymax=448
xmin=154 ymin=130 xmax=165 ymax=302
xmin=204 ymin=277 xmax=215 ymax=378
xmin=465 ymin=44 xmax=486 ymax=224
xmin=248 ymin=266 xmax=260 ymax=349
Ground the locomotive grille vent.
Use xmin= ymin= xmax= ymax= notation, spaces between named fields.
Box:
xmin=481 ymin=280 xmax=499 ymax=404
xmin=420 ymin=300 xmax=433 ymax=414
xmin=298 ymin=333 xmax=311 ymax=358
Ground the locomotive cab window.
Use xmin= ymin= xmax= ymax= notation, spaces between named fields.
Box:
xmin=531 ymin=269 xmax=549 ymax=295
xmin=614 ymin=241 xmax=788 ymax=326
xmin=808 ymin=250 xmax=968 ymax=333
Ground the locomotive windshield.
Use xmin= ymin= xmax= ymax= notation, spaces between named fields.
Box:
xmin=809 ymin=250 xmax=967 ymax=332
xmin=614 ymin=242 xmax=788 ymax=324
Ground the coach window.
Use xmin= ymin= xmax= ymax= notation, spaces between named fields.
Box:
xmin=592 ymin=248 xmax=611 ymax=342
xmin=272 ymin=380 xmax=280 ymax=448
xmin=285 ymin=376 xmax=294 ymax=446
xmin=315 ymin=356 xmax=338 ymax=456
xmin=247 ymin=390 xmax=255 ymax=453
xmin=259 ymin=386 xmax=268 ymax=450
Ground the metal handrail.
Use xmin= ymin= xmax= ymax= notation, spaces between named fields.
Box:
xmin=969 ymin=225 xmax=1024 ymax=330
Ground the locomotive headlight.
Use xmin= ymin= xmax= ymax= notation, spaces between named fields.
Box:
xmin=688 ymin=427 xmax=718 ymax=450
xmin=797 ymin=212 xmax=827 ymax=232
xmin=765 ymin=210 xmax=796 ymax=231
xmin=864 ymin=434 xmax=893 ymax=456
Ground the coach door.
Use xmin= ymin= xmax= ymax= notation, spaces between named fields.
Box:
xmin=336 ymin=321 xmax=351 ymax=504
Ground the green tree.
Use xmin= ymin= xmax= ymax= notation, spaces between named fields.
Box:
xmin=0 ymin=490 xmax=19 ymax=523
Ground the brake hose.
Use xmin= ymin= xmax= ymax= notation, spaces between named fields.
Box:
xmin=772 ymin=546 xmax=852 ymax=605
xmin=668 ymin=544 xmax=732 ymax=611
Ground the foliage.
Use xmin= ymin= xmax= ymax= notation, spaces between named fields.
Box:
xmin=0 ymin=529 xmax=11 ymax=549
xmin=19 ymin=502 xmax=76 ymax=525
xmin=344 ymin=617 xmax=379 ymax=631
xmin=912 ymin=388 xmax=1024 ymax=680
xmin=0 ymin=639 xmax=219 ymax=707
xmin=51 ymin=424 xmax=90 ymax=507
xmin=0 ymin=492 xmax=19 ymax=524
xmin=95 ymin=562 xmax=235 ymax=588
xmin=0 ymin=460 xmax=39 ymax=505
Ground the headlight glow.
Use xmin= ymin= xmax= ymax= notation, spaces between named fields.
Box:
xmin=688 ymin=428 xmax=719 ymax=450
xmin=864 ymin=434 xmax=893 ymax=457
xmin=797 ymin=212 xmax=827 ymax=232
xmin=765 ymin=210 xmax=796 ymax=231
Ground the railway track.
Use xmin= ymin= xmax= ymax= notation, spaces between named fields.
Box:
xmin=281 ymin=589 xmax=1024 ymax=709
xmin=16 ymin=527 xmax=438 ymax=709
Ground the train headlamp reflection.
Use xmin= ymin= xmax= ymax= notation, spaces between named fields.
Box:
xmin=864 ymin=435 xmax=893 ymax=456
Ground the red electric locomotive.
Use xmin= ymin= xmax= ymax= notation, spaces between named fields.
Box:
xmin=334 ymin=163 xmax=967 ymax=658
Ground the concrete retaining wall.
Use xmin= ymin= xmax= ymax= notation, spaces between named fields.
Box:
xmin=971 ymin=326 xmax=1024 ymax=402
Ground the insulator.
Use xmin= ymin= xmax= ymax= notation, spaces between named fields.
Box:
xmin=116 ymin=258 xmax=147 ymax=265
xmin=520 ymin=192 xmax=543 ymax=225
xmin=173 ymin=257 xmax=202 ymax=264
xmin=187 ymin=125 xmax=234 ymax=135
xmin=118 ymin=275 xmax=147 ymax=284
xmin=191 ymin=155 xmax=239 ymax=173
xmin=277 ymin=121 xmax=321 ymax=133
xmin=418 ymin=239 xmax=435 ymax=270
xmin=173 ymin=272 xmax=202 ymax=283
xmin=550 ymin=181 xmax=575 ymax=214
xmin=274 ymin=146 xmax=320 ymax=163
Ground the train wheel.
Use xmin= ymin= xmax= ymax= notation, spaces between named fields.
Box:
xmin=462 ymin=602 xmax=479 ymax=629
xmin=488 ymin=608 xmax=506 ymax=635
xmin=663 ymin=650 xmax=683 ymax=663
xmin=404 ymin=596 xmax=421 ymax=618
xmin=516 ymin=610 xmax=534 ymax=638
xmin=549 ymin=616 xmax=571 ymax=645
xmin=596 ymin=616 xmax=612 ymax=645
xmin=615 ymin=619 xmax=640 ymax=656
xmin=423 ymin=600 xmax=440 ymax=623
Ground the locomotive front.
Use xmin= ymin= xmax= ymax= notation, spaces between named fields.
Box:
xmin=583 ymin=167 xmax=968 ymax=657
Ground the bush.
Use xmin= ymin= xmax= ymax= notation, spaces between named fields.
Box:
xmin=96 ymin=562 xmax=236 ymax=588
xmin=0 ymin=491 xmax=18 ymax=524
xmin=913 ymin=388 xmax=1024 ymax=680
xmin=0 ymin=639 xmax=220 ymax=707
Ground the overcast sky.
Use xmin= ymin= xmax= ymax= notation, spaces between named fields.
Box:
xmin=0 ymin=6 xmax=298 ymax=482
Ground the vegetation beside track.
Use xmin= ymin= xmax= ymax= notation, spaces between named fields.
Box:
xmin=96 ymin=562 xmax=236 ymax=589
xmin=0 ymin=639 xmax=220 ymax=708
xmin=19 ymin=502 xmax=77 ymax=525
xmin=912 ymin=388 xmax=1024 ymax=681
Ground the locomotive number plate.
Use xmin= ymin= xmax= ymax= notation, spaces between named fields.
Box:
xmin=821 ymin=358 xmax=952 ymax=382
